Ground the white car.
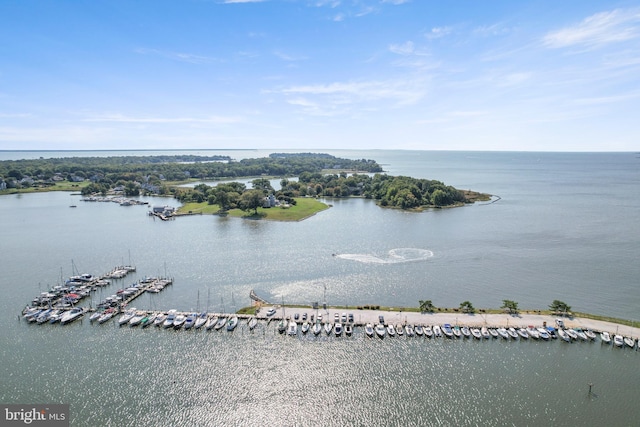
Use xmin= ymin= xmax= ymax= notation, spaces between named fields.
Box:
xmin=266 ymin=308 xmax=276 ymax=316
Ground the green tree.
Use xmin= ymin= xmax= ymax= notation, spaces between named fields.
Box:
xmin=419 ymin=300 xmax=435 ymax=313
xmin=549 ymin=300 xmax=571 ymax=315
xmin=124 ymin=181 xmax=139 ymax=197
xmin=239 ymin=189 xmax=264 ymax=215
xmin=251 ymin=178 xmax=274 ymax=193
xmin=501 ymin=299 xmax=519 ymax=314
xmin=459 ymin=301 xmax=475 ymax=313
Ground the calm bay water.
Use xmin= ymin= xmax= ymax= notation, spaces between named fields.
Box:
xmin=1 ymin=150 xmax=639 ymax=426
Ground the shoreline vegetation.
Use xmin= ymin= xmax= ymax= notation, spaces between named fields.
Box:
xmin=0 ymin=153 xmax=491 ymax=222
xmin=237 ymin=303 xmax=640 ymax=336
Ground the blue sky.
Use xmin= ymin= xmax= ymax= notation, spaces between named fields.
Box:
xmin=1 ymin=0 xmax=639 ymax=151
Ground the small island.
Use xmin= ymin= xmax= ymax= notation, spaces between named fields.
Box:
xmin=0 ymin=152 xmax=491 ymax=221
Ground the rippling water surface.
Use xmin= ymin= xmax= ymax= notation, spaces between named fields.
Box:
xmin=1 ymin=150 xmax=639 ymax=426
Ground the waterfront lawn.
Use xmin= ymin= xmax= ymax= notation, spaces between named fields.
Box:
xmin=177 ymin=197 xmax=329 ymax=221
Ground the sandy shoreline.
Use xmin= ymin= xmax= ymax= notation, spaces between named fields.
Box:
xmin=256 ymin=306 xmax=640 ymax=338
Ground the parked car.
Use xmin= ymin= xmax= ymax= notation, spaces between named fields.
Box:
xmin=266 ymin=308 xmax=276 ymax=316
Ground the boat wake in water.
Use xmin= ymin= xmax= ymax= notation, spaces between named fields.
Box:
xmin=334 ymin=248 xmax=433 ymax=264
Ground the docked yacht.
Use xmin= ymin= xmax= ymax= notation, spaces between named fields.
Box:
xmin=497 ymin=328 xmax=509 ymax=340
xmin=442 ymin=324 xmax=453 ymax=338
xmin=205 ymin=316 xmax=218 ymax=330
xmin=600 ymin=331 xmax=611 ymax=344
xmin=287 ymin=320 xmax=297 ymax=336
xmin=365 ymin=323 xmax=375 ymax=337
xmin=129 ymin=312 xmax=146 ymax=327
xmin=173 ymin=313 xmax=187 ymax=329
xmin=118 ymin=308 xmax=137 ymax=326
xmin=248 ymin=317 xmax=258 ymax=331
xmin=163 ymin=310 xmax=177 ymax=328
xmin=60 ymin=307 xmax=84 ymax=325
xmin=184 ymin=313 xmax=197 ymax=330
xmin=312 ymin=321 xmax=322 ymax=336
xmin=334 ymin=323 xmax=343 ymax=336
xmin=386 ymin=324 xmax=396 ymax=337
xmin=374 ymin=323 xmax=386 ymax=338
xmin=226 ymin=316 xmax=239 ymax=331
xmin=194 ymin=312 xmax=208 ymax=329
xmin=324 ymin=322 xmax=333 ymax=335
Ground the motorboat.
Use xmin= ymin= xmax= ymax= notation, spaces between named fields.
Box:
xmin=507 ymin=328 xmax=519 ymax=339
xmin=557 ymin=328 xmax=571 ymax=342
xmin=386 ymin=324 xmax=396 ymax=337
xmin=497 ymin=328 xmax=509 ymax=340
xmin=184 ymin=313 xmax=197 ymax=330
xmin=173 ymin=313 xmax=187 ymax=329
xmin=526 ymin=326 xmax=540 ymax=339
xmin=442 ymin=324 xmax=454 ymax=338
xmin=365 ymin=323 xmax=374 ymax=338
xmin=324 ymin=322 xmax=333 ymax=335
xmin=89 ymin=310 xmax=103 ymax=322
xmin=129 ymin=312 xmax=146 ymax=327
xmin=194 ymin=312 xmax=208 ymax=329
xmin=60 ymin=307 xmax=84 ymax=325
xmin=141 ymin=313 xmax=156 ymax=327
xmin=460 ymin=326 xmax=471 ymax=338
xmin=118 ymin=308 xmax=137 ymax=326
xmin=613 ymin=335 xmax=624 ymax=347
xmin=623 ymin=337 xmax=635 ymax=348
xmin=154 ymin=312 xmax=167 ymax=327
xmin=375 ymin=323 xmax=386 ymax=338
xmin=344 ymin=324 xmax=353 ymax=336
xmin=600 ymin=331 xmax=611 ymax=344
xmin=215 ymin=317 xmax=227 ymax=331
xmin=313 ymin=321 xmax=322 ymax=336
xmin=404 ymin=324 xmax=414 ymax=337
xmin=584 ymin=329 xmax=597 ymax=340
xmin=517 ymin=328 xmax=529 ymax=339
xmin=98 ymin=309 xmax=115 ymax=324
xmin=488 ymin=328 xmax=499 ymax=338
xmin=545 ymin=327 xmax=557 ymax=339
xmin=395 ymin=324 xmax=403 ymax=336
xmin=163 ymin=310 xmax=177 ymax=328
xmin=452 ymin=326 xmax=461 ymax=339
xmin=432 ymin=325 xmax=442 ymax=337
xmin=480 ymin=327 xmax=490 ymax=339
xmin=35 ymin=309 xmax=53 ymax=324
xmin=423 ymin=325 xmax=433 ymax=338
xmin=537 ymin=328 xmax=550 ymax=340
xmin=414 ymin=325 xmax=423 ymax=336
xmin=205 ymin=316 xmax=218 ymax=331
xmin=565 ymin=329 xmax=578 ymax=340
xmin=277 ymin=319 xmax=287 ymax=334
xmin=334 ymin=323 xmax=343 ymax=336
xmin=248 ymin=317 xmax=258 ymax=331
xmin=287 ymin=320 xmax=297 ymax=336
xmin=471 ymin=328 xmax=482 ymax=339
xmin=49 ymin=310 xmax=64 ymax=324
xmin=226 ymin=316 xmax=239 ymax=331
xmin=574 ymin=329 xmax=588 ymax=341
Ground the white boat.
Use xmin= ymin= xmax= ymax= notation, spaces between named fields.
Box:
xmin=433 ymin=325 xmax=442 ymax=337
xmin=460 ymin=326 xmax=471 ymax=338
xmin=517 ymin=328 xmax=529 ymax=339
xmin=471 ymin=328 xmax=482 ymax=339
xmin=442 ymin=324 xmax=453 ymax=338
xmin=60 ymin=307 xmax=84 ymax=325
xmin=487 ymin=328 xmax=498 ymax=338
xmin=142 ymin=313 xmax=156 ymax=327
xmin=574 ymin=329 xmax=588 ymax=341
xmin=537 ymin=327 xmax=550 ymax=340
xmin=226 ymin=316 xmax=239 ymax=331
xmin=584 ymin=329 xmax=597 ymax=340
xmin=526 ymin=326 xmax=540 ymax=339
xmin=557 ymin=328 xmax=571 ymax=342
xmin=35 ymin=309 xmax=53 ymax=324
xmin=215 ymin=317 xmax=228 ymax=331
xmin=277 ymin=319 xmax=287 ymax=334
xmin=395 ymin=324 xmax=404 ymax=336
xmin=497 ymin=328 xmax=509 ymax=340
xmin=365 ymin=323 xmax=374 ymax=338
xmin=89 ymin=310 xmax=102 ymax=322
xmin=481 ymin=327 xmax=490 ymax=339
xmin=344 ymin=324 xmax=353 ymax=336
xmin=173 ymin=314 xmax=186 ymax=329
xmin=129 ymin=312 xmax=146 ymax=327
xmin=248 ymin=317 xmax=258 ymax=331
xmin=194 ymin=312 xmax=208 ymax=329
xmin=452 ymin=326 xmax=461 ymax=338
xmin=313 ymin=322 xmax=322 ymax=335
xmin=324 ymin=322 xmax=333 ymax=335
xmin=565 ymin=329 xmax=578 ymax=340
xmin=613 ymin=335 xmax=624 ymax=347
xmin=184 ymin=313 xmax=197 ymax=330
xmin=600 ymin=331 xmax=611 ymax=344
xmin=375 ymin=323 xmax=386 ymax=338
xmin=98 ymin=309 xmax=116 ymax=324
xmin=154 ymin=312 xmax=167 ymax=327
xmin=507 ymin=328 xmax=519 ymax=339
xmin=118 ymin=308 xmax=137 ymax=326
xmin=423 ymin=325 xmax=433 ymax=338
xmin=386 ymin=324 xmax=396 ymax=337
xmin=414 ymin=325 xmax=424 ymax=336
xmin=405 ymin=324 xmax=415 ymax=337
xmin=287 ymin=320 xmax=297 ymax=336
xmin=623 ymin=337 xmax=635 ymax=348
xmin=334 ymin=323 xmax=343 ymax=336
xmin=205 ymin=316 xmax=218 ymax=331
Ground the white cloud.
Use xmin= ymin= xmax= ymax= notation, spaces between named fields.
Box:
xmin=425 ymin=26 xmax=452 ymax=40
xmin=542 ymin=8 xmax=640 ymax=49
xmin=389 ymin=41 xmax=415 ymax=55
xmin=222 ymin=0 xmax=265 ymax=4
xmin=84 ymin=114 xmax=242 ymax=124
xmin=134 ymin=48 xmax=219 ymax=64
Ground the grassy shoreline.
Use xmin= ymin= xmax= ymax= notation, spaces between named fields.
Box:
xmin=176 ymin=197 xmax=330 ymax=221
